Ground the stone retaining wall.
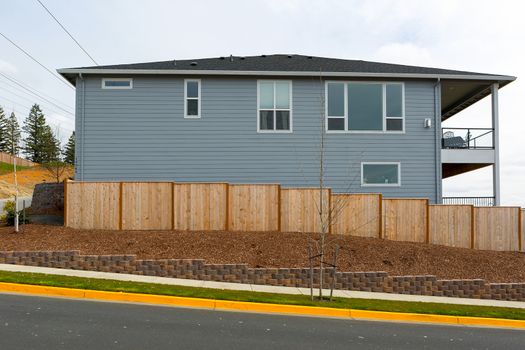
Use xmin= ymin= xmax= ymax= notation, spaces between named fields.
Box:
xmin=1 ymin=251 xmax=524 ymax=302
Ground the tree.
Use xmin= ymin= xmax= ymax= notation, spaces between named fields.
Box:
xmin=63 ymin=131 xmax=75 ymax=165
xmin=0 ymin=106 xmax=8 ymax=153
xmin=22 ymin=104 xmax=59 ymax=163
xmin=5 ymin=112 xmax=21 ymax=156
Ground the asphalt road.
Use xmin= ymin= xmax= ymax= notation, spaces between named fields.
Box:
xmin=0 ymin=293 xmax=523 ymax=350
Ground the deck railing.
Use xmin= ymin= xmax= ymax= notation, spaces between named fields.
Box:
xmin=442 ymin=128 xmax=494 ymax=150
xmin=442 ymin=196 xmax=495 ymax=207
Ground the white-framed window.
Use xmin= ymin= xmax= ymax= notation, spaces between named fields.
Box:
xmin=257 ymin=80 xmax=292 ymax=132
xmin=184 ymin=79 xmax=201 ymax=118
xmin=325 ymin=82 xmax=404 ymax=133
xmin=361 ymin=162 xmax=401 ymax=187
xmin=101 ymin=78 xmax=133 ymax=89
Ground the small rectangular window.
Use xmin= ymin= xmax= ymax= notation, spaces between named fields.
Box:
xmin=327 ymin=83 xmax=345 ymax=131
xmin=258 ymin=80 xmax=292 ymax=132
xmin=184 ymin=79 xmax=201 ymax=118
xmin=361 ymin=162 xmax=400 ymax=186
xmin=102 ymin=78 xmax=132 ymax=89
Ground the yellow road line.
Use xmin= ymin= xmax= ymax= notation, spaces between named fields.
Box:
xmin=0 ymin=282 xmax=524 ymax=330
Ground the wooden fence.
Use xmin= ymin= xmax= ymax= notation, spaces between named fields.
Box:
xmin=0 ymin=152 xmax=37 ymax=167
xmin=65 ymin=181 xmax=525 ymax=252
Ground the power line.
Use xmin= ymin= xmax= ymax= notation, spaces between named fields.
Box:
xmin=0 ymin=71 xmax=72 ymax=109
xmin=0 ymin=95 xmax=33 ymax=113
xmin=36 ymin=0 xmax=98 ymax=65
xmin=0 ymin=85 xmax=74 ymax=117
xmin=0 ymin=72 xmax=74 ymax=115
xmin=0 ymin=31 xmax=74 ymax=90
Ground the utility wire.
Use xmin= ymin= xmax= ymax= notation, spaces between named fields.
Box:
xmin=0 ymin=85 xmax=74 ymax=117
xmin=0 ymin=31 xmax=74 ymax=90
xmin=0 ymin=72 xmax=74 ymax=115
xmin=36 ymin=0 xmax=98 ymax=65
xmin=0 ymin=95 xmax=33 ymax=112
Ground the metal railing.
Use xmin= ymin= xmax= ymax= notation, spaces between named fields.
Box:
xmin=442 ymin=127 xmax=494 ymax=150
xmin=442 ymin=196 xmax=495 ymax=206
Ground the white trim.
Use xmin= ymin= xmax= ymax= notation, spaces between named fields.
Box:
xmin=325 ymin=81 xmax=405 ymax=134
xmin=101 ymin=78 xmax=132 ymax=89
xmin=361 ymin=162 xmax=401 ymax=187
xmin=256 ymin=80 xmax=293 ymax=133
xmin=58 ymin=68 xmax=516 ymax=82
xmin=184 ymin=79 xmax=201 ymax=118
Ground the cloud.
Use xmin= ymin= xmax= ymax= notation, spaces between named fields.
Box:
xmin=0 ymin=60 xmax=17 ymax=74
xmin=372 ymin=42 xmax=435 ymax=66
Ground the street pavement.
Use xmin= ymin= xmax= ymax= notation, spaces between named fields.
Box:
xmin=0 ymin=293 xmax=523 ymax=349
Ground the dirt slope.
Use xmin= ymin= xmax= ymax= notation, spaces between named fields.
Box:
xmin=1 ymin=224 xmax=525 ymax=283
xmin=0 ymin=166 xmax=73 ymax=199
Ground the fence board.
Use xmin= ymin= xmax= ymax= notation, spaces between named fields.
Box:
xmin=173 ymin=183 xmax=228 ymax=231
xmin=521 ymin=209 xmax=524 ymax=252
xmin=280 ymin=188 xmax=330 ymax=233
xmin=0 ymin=152 xmax=36 ymax=167
xmin=383 ymin=199 xmax=428 ymax=242
xmin=474 ymin=207 xmax=520 ymax=251
xmin=228 ymin=184 xmax=279 ymax=232
xmin=429 ymin=205 xmax=472 ymax=248
xmin=331 ymin=194 xmax=381 ymax=237
xmin=65 ymin=182 xmax=120 ymax=230
xmin=121 ymin=182 xmax=173 ymax=230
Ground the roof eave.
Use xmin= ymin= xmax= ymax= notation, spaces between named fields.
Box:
xmin=57 ymin=68 xmax=517 ymax=82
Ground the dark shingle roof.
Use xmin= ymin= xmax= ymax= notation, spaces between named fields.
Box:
xmin=68 ymin=54 xmax=508 ymax=77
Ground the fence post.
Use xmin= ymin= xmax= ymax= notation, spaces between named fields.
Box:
xmin=470 ymin=206 xmax=475 ymax=249
xmin=171 ymin=182 xmax=176 ymax=230
xmin=518 ymin=208 xmax=523 ymax=252
xmin=119 ymin=182 xmax=124 ymax=230
xmin=63 ymin=179 xmax=68 ymax=227
xmin=225 ymin=183 xmax=230 ymax=231
xmin=425 ymin=200 xmax=430 ymax=244
xmin=378 ymin=194 xmax=383 ymax=239
xmin=277 ymin=185 xmax=282 ymax=232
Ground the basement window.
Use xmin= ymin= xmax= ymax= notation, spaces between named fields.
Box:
xmin=184 ymin=79 xmax=201 ymax=118
xmin=361 ymin=162 xmax=401 ymax=186
xmin=101 ymin=78 xmax=133 ymax=89
xmin=257 ymin=80 xmax=292 ymax=132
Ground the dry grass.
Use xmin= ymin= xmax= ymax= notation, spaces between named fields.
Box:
xmin=0 ymin=165 xmax=73 ymax=198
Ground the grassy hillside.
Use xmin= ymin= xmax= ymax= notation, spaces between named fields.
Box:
xmin=0 ymin=161 xmax=31 ymax=175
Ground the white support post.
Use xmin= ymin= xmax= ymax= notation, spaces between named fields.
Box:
xmin=491 ymin=83 xmax=501 ymax=206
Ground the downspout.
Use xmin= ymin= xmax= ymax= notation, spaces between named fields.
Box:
xmin=79 ymin=73 xmax=85 ymax=181
xmin=434 ymin=78 xmax=442 ymax=204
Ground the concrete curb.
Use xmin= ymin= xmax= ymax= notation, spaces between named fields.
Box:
xmin=1 ymin=282 xmax=525 ymax=330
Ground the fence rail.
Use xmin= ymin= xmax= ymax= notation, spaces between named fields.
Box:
xmin=65 ymin=181 xmax=525 ymax=252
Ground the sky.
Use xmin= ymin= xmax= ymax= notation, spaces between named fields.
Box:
xmin=0 ymin=0 xmax=524 ymax=206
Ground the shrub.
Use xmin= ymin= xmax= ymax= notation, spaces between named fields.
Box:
xmin=1 ymin=200 xmax=30 ymax=226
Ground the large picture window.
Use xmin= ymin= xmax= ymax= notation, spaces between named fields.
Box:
xmin=258 ymin=80 xmax=292 ymax=132
xmin=326 ymin=82 xmax=404 ymax=132
xmin=361 ymin=162 xmax=401 ymax=186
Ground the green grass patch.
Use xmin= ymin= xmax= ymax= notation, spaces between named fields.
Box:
xmin=0 ymin=161 xmax=31 ymax=175
xmin=0 ymin=270 xmax=524 ymax=320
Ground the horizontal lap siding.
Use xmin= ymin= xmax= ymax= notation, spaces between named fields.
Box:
xmin=78 ymin=76 xmax=437 ymax=202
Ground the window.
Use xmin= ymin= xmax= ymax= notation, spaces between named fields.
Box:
xmin=258 ymin=80 xmax=292 ymax=132
xmin=361 ymin=162 xmax=401 ymax=186
xmin=326 ymin=82 xmax=404 ymax=132
xmin=184 ymin=79 xmax=201 ymax=118
xmin=102 ymin=78 xmax=132 ymax=89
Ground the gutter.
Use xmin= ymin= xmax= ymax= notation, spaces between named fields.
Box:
xmin=56 ymin=68 xmax=517 ymax=82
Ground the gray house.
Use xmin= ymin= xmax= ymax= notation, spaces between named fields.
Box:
xmin=58 ymin=55 xmax=516 ymax=205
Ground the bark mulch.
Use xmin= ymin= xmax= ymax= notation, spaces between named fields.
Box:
xmin=1 ymin=224 xmax=524 ymax=283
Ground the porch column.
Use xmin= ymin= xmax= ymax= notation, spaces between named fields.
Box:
xmin=491 ymin=83 xmax=501 ymax=206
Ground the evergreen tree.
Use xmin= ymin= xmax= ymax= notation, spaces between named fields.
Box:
xmin=22 ymin=104 xmax=50 ymax=162
xmin=63 ymin=131 xmax=75 ymax=165
xmin=41 ymin=125 xmax=61 ymax=163
xmin=0 ymin=106 xmax=8 ymax=153
xmin=5 ymin=112 xmax=21 ymax=156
